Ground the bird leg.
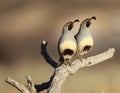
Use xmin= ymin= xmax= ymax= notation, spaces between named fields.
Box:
xmin=63 ymin=60 xmax=68 ymax=65
xmin=76 ymin=49 xmax=83 ymax=62
xmin=68 ymin=61 xmax=72 ymax=66
xmin=78 ymin=55 xmax=83 ymax=62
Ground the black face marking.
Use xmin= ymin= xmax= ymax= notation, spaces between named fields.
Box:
xmin=86 ymin=21 xmax=91 ymax=28
xmin=83 ymin=45 xmax=91 ymax=51
xmin=63 ymin=49 xmax=74 ymax=55
xmin=68 ymin=23 xmax=73 ymax=30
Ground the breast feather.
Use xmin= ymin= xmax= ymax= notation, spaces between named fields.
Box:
xmin=60 ymin=40 xmax=77 ymax=53
xmin=78 ymin=37 xmax=93 ymax=52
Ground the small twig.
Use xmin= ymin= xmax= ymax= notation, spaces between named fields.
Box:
xmin=41 ymin=40 xmax=58 ymax=68
xmin=6 ymin=75 xmax=36 ymax=93
xmin=5 ymin=77 xmax=29 ymax=93
xmin=26 ymin=74 xmax=36 ymax=93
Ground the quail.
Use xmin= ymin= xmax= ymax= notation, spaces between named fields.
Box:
xmin=58 ymin=19 xmax=79 ymax=65
xmin=75 ymin=16 xmax=96 ymax=61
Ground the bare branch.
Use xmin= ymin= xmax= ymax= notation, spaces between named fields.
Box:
xmin=6 ymin=75 xmax=36 ymax=93
xmin=26 ymin=74 xmax=36 ymax=93
xmin=40 ymin=40 xmax=58 ymax=68
xmin=5 ymin=47 xmax=115 ymax=93
xmin=47 ymin=48 xmax=115 ymax=93
xmin=5 ymin=77 xmax=29 ymax=93
xmin=69 ymin=48 xmax=115 ymax=74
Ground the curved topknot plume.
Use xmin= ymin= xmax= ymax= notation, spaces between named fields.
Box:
xmin=90 ymin=16 xmax=96 ymax=20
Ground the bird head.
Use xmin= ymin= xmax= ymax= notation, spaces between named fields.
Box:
xmin=81 ymin=16 xmax=96 ymax=28
xmin=63 ymin=19 xmax=79 ymax=31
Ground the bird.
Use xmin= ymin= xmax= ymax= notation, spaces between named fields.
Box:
xmin=75 ymin=16 xmax=96 ymax=61
xmin=58 ymin=19 xmax=79 ymax=66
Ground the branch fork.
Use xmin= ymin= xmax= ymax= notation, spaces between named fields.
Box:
xmin=6 ymin=75 xmax=36 ymax=93
xmin=5 ymin=40 xmax=115 ymax=93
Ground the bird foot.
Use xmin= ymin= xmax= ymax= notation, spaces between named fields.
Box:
xmin=79 ymin=58 xmax=83 ymax=62
xmin=78 ymin=55 xmax=83 ymax=62
xmin=68 ymin=61 xmax=72 ymax=66
xmin=64 ymin=61 xmax=68 ymax=65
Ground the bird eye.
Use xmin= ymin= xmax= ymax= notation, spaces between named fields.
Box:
xmin=86 ymin=21 xmax=91 ymax=27
xmin=68 ymin=23 xmax=73 ymax=30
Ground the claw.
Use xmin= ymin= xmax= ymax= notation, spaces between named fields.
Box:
xmin=78 ymin=55 xmax=83 ymax=62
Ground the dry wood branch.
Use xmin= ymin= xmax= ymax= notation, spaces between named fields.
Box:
xmin=26 ymin=74 xmax=36 ymax=93
xmin=5 ymin=75 xmax=36 ymax=93
xmin=5 ymin=40 xmax=115 ymax=93
xmin=47 ymin=48 xmax=115 ymax=93
xmin=39 ymin=41 xmax=115 ymax=93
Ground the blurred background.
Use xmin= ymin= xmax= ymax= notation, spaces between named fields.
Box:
xmin=0 ymin=0 xmax=120 ymax=93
